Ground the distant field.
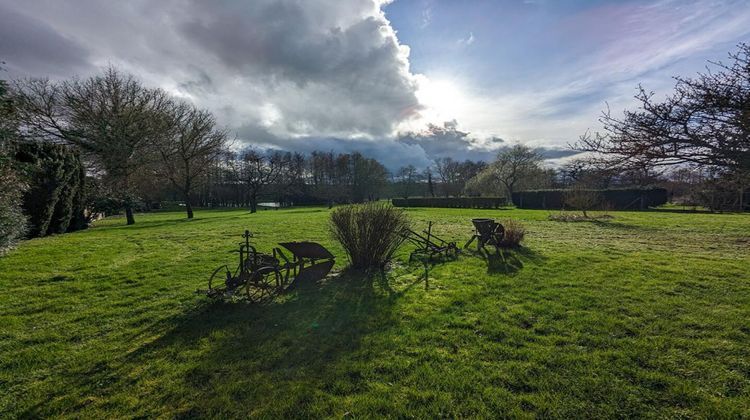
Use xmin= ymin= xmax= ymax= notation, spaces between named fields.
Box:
xmin=1 ymin=207 xmax=749 ymax=417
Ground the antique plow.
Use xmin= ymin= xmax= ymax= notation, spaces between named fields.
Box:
xmin=207 ymin=230 xmax=334 ymax=303
xmin=403 ymin=221 xmax=459 ymax=262
xmin=464 ymin=218 xmax=505 ymax=253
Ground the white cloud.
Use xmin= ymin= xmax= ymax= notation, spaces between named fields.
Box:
xmin=2 ymin=0 xmax=748 ymax=168
xmin=1 ymin=0 xmax=422 ymax=141
xmin=457 ymin=32 xmax=475 ymax=46
xmin=420 ymin=2 xmax=433 ymax=28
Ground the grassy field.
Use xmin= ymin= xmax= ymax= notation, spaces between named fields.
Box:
xmin=1 ymin=207 xmax=749 ymax=418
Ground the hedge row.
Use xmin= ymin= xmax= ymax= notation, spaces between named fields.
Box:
xmin=512 ymin=188 xmax=668 ymax=210
xmin=15 ymin=141 xmax=88 ymax=237
xmin=392 ymin=197 xmax=508 ymax=209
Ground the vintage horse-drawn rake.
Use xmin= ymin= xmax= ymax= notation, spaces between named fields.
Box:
xmin=403 ymin=221 xmax=460 ymax=262
xmin=207 ymin=230 xmax=334 ymax=303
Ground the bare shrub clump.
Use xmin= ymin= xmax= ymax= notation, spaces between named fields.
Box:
xmin=563 ymin=186 xmax=602 ymax=218
xmin=329 ymin=202 xmax=410 ymax=270
xmin=499 ymin=219 xmax=525 ymax=248
xmin=548 ymin=213 xmax=614 ymax=222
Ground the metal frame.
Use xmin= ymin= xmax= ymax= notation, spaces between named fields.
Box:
xmin=464 ymin=218 xmax=505 ymax=253
xmin=207 ymin=230 xmax=334 ymax=302
xmin=404 ymin=221 xmax=459 ymax=262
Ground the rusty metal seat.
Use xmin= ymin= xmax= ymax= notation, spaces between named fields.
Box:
xmin=464 ymin=218 xmax=505 ymax=252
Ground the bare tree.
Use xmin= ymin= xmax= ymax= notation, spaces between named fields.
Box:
xmin=12 ymin=67 xmax=171 ymax=224
xmin=277 ymin=152 xmax=308 ymax=206
xmin=434 ymin=157 xmax=461 ymax=197
xmin=156 ymin=101 xmax=228 ymax=219
xmin=577 ymin=43 xmax=750 ymax=209
xmin=310 ymin=150 xmax=337 ymax=207
xmin=423 ymin=167 xmax=436 ymax=197
xmin=490 ymin=145 xmax=543 ymax=203
xmin=395 ymin=164 xmax=420 ymax=199
xmin=240 ymin=149 xmax=288 ymax=213
xmin=350 ymin=152 xmax=388 ymax=202
xmin=564 ymin=183 xmax=602 ymax=218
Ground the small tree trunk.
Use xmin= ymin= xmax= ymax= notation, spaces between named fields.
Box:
xmin=125 ymin=204 xmax=135 ymax=225
xmin=184 ymin=181 xmax=194 ymax=219
xmin=185 ymin=198 xmax=194 ymax=219
xmin=250 ymin=191 xmax=258 ymax=213
xmin=739 ymin=186 xmax=745 ymax=212
xmin=506 ymin=184 xmax=515 ymax=206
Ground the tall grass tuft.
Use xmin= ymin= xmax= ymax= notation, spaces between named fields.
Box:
xmin=329 ymin=202 xmax=410 ymax=270
xmin=499 ymin=219 xmax=525 ymax=248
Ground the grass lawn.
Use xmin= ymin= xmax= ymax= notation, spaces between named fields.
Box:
xmin=1 ymin=207 xmax=749 ymax=418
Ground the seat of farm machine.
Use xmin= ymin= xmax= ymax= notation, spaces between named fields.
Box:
xmin=206 ymin=230 xmax=335 ymax=303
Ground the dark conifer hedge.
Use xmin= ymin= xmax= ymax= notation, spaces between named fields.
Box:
xmin=14 ymin=142 xmax=88 ymax=237
xmin=512 ymin=188 xmax=668 ymax=210
xmin=392 ymin=197 xmax=508 ymax=209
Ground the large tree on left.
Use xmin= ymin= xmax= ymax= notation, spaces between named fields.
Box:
xmin=13 ymin=68 xmax=171 ymax=225
xmin=0 ymin=69 xmax=28 ymax=253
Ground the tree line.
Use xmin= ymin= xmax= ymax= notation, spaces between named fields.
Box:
xmin=1 ymin=43 xmax=747 ymax=252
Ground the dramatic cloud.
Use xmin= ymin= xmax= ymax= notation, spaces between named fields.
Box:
xmin=0 ymin=3 xmax=91 ymax=78
xmin=3 ymin=0 xmax=746 ymax=168
xmin=243 ymin=119 xmax=577 ymax=171
xmin=1 ymin=0 xmax=421 ymax=145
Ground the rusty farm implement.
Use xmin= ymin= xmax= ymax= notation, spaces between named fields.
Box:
xmin=207 ymin=230 xmax=335 ymax=303
xmin=402 ymin=221 xmax=460 ymax=262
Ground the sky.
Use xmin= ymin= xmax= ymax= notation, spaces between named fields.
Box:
xmin=1 ymin=0 xmax=749 ymax=169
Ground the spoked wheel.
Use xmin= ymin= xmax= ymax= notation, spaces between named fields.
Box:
xmin=208 ymin=265 xmax=232 ymax=297
xmin=245 ymin=266 xmax=281 ymax=303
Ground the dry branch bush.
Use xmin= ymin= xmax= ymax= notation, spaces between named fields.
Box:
xmin=499 ymin=219 xmax=525 ymax=248
xmin=329 ymin=202 xmax=410 ymax=270
xmin=563 ymin=187 xmax=602 ymax=217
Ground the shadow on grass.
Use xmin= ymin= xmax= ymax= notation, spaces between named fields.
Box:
xmin=550 ymin=217 xmax=660 ymax=233
xmin=407 ymin=252 xmax=460 ymax=291
xmin=484 ymin=249 xmax=523 ymax=275
xmin=589 ymin=219 xmax=663 ymax=233
xmin=646 ymin=207 xmax=716 ymax=214
xmin=96 ymin=213 xmax=241 ymax=232
xmin=21 ymin=269 xmax=413 ymax=416
xmin=145 ymin=268 xmax=402 ymax=359
xmin=473 ymin=246 xmax=546 ymax=275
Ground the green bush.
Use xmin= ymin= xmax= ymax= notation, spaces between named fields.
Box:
xmin=329 ymin=202 xmax=410 ymax=270
xmin=0 ymin=161 xmax=27 ymax=255
xmin=14 ymin=141 xmax=87 ymax=237
xmin=0 ymin=79 xmax=27 ymax=253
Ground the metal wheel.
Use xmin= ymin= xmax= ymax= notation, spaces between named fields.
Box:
xmin=208 ymin=265 xmax=232 ymax=297
xmin=245 ymin=266 xmax=281 ymax=303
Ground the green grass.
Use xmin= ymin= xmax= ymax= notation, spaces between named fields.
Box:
xmin=1 ymin=207 xmax=749 ymax=418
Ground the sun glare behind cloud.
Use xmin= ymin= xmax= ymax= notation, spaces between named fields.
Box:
xmin=415 ymin=77 xmax=468 ymax=124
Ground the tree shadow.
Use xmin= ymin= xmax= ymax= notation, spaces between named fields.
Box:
xmin=645 ymin=207 xmax=716 ymax=215
xmin=471 ymin=246 xmax=546 ymax=275
xmin=97 ymin=207 xmax=281 ymax=232
xmin=96 ymin=214 xmax=239 ymax=232
xmin=589 ymin=219 xmax=661 ymax=233
xmin=21 ymin=269 xmax=409 ymax=416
